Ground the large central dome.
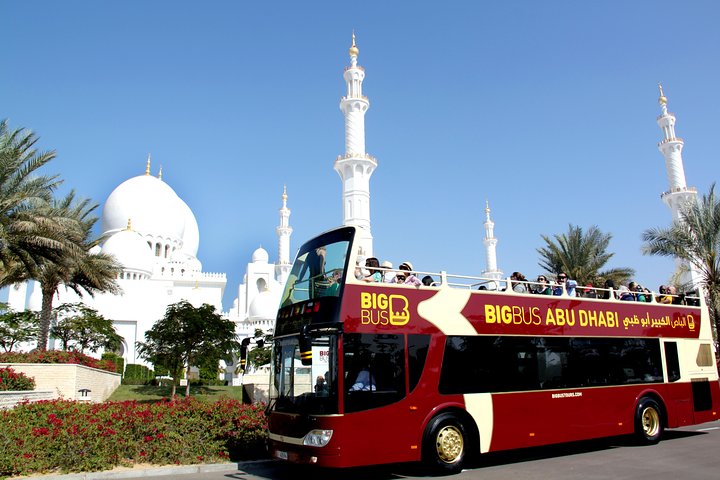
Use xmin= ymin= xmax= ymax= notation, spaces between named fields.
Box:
xmin=101 ymin=171 xmax=199 ymax=256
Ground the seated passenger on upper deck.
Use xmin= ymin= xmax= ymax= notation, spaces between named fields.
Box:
xmin=533 ymin=275 xmax=552 ymax=295
xmin=396 ymin=262 xmax=422 ymax=286
xmin=380 ymin=260 xmax=396 ymax=283
xmin=617 ymin=285 xmax=635 ymax=301
xmin=362 ymin=257 xmax=383 ymax=282
xmin=553 ymin=273 xmax=577 ymax=296
xmin=510 ymin=272 xmax=529 ymax=293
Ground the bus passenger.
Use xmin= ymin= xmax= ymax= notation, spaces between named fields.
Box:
xmin=363 ymin=257 xmax=382 ymax=282
xmin=349 ymin=368 xmax=376 ymax=391
xmin=601 ymin=279 xmax=616 ymax=299
xmin=583 ymin=284 xmax=598 ymax=298
xmin=656 ymin=285 xmax=672 ymax=304
xmin=422 ymin=275 xmax=435 ymax=286
xmin=617 ymin=285 xmax=635 ymax=301
xmin=396 ymin=262 xmax=422 ymax=286
xmin=510 ymin=272 xmax=529 ymax=293
xmin=553 ymin=273 xmax=577 ymax=296
xmin=534 ymin=275 xmax=552 ymax=295
xmin=381 ymin=260 xmax=396 ymax=283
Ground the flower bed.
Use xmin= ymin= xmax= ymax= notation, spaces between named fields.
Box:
xmin=0 ymin=397 xmax=268 ymax=478
xmin=0 ymin=350 xmax=117 ymax=373
xmin=0 ymin=367 xmax=35 ymax=391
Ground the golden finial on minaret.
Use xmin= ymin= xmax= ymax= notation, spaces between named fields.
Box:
xmin=349 ymin=30 xmax=359 ymax=57
xmin=145 ymin=154 xmax=151 ymax=175
xmin=658 ymin=82 xmax=667 ymax=105
xmin=158 ymin=165 xmax=163 ymax=180
xmin=126 ymin=218 xmax=132 ymax=230
xmin=485 ymin=199 xmax=490 ymax=214
xmin=282 ymin=184 xmax=287 ymax=201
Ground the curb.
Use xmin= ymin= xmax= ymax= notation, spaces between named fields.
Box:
xmin=8 ymin=461 xmax=273 ymax=480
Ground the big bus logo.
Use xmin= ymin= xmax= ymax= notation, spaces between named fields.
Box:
xmin=360 ymin=292 xmax=410 ymax=326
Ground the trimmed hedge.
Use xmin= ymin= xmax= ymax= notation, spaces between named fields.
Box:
xmin=0 ymin=397 xmax=268 ymax=478
xmin=123 ymin=364 xmax=154 ymax=385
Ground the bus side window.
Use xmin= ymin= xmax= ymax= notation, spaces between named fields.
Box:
xmin=408 ymin=334 xmax=430 ymax=393
xmin=664 ymin=341 xmax=680 ymax=382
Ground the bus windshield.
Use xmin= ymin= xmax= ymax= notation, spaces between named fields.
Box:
xmin=279 ymin=228 xmax=353 ymax=308
xmin=272 ymin=334 xmax=338 ymax=415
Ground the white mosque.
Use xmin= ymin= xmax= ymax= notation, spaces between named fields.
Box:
xmin=2 ymin=36 xmax=698 ymax=381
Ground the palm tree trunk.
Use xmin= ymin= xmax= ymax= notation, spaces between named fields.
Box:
xmin=37 ymin=286 xmax=55 ymax=351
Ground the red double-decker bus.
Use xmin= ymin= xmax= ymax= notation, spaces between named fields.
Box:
xmin=266 ymin=226 xmax=719 ymax=474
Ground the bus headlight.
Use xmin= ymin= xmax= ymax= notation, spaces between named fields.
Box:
xmin=303 ymin=429 xmax=333 ymax=447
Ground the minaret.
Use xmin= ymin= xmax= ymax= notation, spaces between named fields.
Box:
xmin=656 ymin=84 xmax=700 ymax=288
xmin=333 ymin=32 xmax=377 ymax=257
xmin=275 ymin=186 xmax=293 ymax=284
xmin=481 ymin=201 xmax=503 ymax=283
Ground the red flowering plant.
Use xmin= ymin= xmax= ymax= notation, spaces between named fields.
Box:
xmin=0 ymin=366 xmax=36 ymax=391
xmin=0 ymin=396 xmax=268 ymax=478
xmin=0 ymin=350 xmax=116 ymax=373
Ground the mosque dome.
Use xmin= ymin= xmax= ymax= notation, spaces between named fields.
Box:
xmin=102 ymin=227 xmax=154 ymax=275
xmin=248 ymin=289 xmax=278 ymax=321
xmin=101 ymin=174 xmax=188 ymax=243
xmin=252 ymin=247 xmax=269 ymax=263
xmin=178 ymin=198 xmax=199 ymax=257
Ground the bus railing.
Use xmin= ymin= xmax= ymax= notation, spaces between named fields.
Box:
xmin=370 ymin=266 xmax=702 ymax=307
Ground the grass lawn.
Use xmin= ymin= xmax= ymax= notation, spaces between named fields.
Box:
xmin=108 ymin=384 xmax=245 ymax=403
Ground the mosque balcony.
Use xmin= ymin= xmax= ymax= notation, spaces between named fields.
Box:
xmin=344 ymin=65 xmax=365 ymax=72
xmin=335 ymin=152 xmax=377 ymax=165
xmin=657 ymin=137 xmax=683 ymax=146
xmin=660 ymin=186 xmax=697 ymax=200
xmin=656 ymin=112 xmax=675 ymax=121
xmin=341 ymin=95 xmax=369 ymax=103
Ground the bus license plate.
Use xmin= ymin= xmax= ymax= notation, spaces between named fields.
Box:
xmin=275 ymin=450 xmax=288 ymax=460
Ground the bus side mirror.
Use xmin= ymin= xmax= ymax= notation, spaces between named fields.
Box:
xmin=299 ymin=326 xmax=312 ymax=366
xmin=239 ymin=337 xmax=251 ymax=372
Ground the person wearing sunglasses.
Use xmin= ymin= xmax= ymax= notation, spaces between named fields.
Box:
xmin=534 ymin=275 xmax=552 ymax=295
xmin=552 ymin=272 xmax=577 ymax=297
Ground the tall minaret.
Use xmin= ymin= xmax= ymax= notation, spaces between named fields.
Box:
xmin=275 ymin=186 xmax=293 ymax=284
xmin=656 ymin=84 xmax=700 ymax=288
xmin=333 ymin=32 xmax=377 ymax=257
xmin=481 ymin=201 xmax=503 ymax=282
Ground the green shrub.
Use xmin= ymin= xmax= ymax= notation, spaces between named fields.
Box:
xmin=123 ymin=364 xmax=154 ymax=385
xmin=0 ymin=397 xmax=268 ymax=478
xmin=0 ymin=366 xmax=35 ymax=391
xmin=102 ymin=353 xmax=124 ymax=377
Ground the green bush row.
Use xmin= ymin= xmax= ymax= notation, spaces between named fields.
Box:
xmin=0 ymin=397 xmax=268 ymax=478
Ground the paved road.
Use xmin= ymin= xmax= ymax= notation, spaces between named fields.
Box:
xmin=30 ymin=421 xmax=720 ymax=480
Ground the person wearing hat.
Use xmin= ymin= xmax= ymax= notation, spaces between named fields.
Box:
xmin=380 ymin=260 xmax=396 ymax=283
xmin=396 ymin=261 xmax=422 ymax=286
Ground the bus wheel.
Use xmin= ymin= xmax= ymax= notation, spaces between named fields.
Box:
xmin=634 ymin=397 xmax=663 ymax=445
xmin=422 ymin=413 xmax=467 ymax=475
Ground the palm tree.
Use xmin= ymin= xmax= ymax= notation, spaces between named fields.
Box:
xmin=642 ymin=184 xmax=720 ymax=343
xmin=0 ymin=119 xmax=66 ymax=285
xmin=35 ymin=191 xmax=122 ymax=351
xmin=537 ymin=224 xmax=635 ymax=286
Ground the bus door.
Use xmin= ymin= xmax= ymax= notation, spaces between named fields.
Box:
xmin=341 ymin=333 xmax=417 ymax=462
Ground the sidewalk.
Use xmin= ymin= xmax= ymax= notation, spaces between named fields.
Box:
xmin=7 ymin=461 xmax=261 ymax=480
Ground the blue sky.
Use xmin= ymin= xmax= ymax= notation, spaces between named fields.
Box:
xmin=2 ymin=1 xmax=718 ymax=310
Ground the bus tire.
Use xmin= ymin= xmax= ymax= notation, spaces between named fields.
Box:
xmin=634 ymin=397 xmax=664 ymax=445
xmin=422 ymin=412 xmax=468 ymax=475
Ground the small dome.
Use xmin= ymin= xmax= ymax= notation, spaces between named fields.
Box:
xmin=102 ymin=228 xmax=154 ymax=275
xmin=252 ymin=247 xmax=269 ymax=263
xmin=248 ymin=289 xmax=278 ymax=321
